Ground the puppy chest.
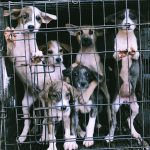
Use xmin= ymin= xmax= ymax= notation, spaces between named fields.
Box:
xmin=76 ymin=53 xmax=100 ymax=72
xmin=115 ymin=34 xmax=137 ymax=51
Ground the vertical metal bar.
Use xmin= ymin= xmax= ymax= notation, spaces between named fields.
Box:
xmin=0 ymin=3 xmax=6 ymax=150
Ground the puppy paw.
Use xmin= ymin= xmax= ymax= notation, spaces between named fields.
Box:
xmin=105 ymin=134 xmax=114 ymax=143
xmin=17 ymin=136 xmax=27 ymax=143
xmin=64 ymin=141 xmax=78 ymax=150
xmin=47 ymin=144 xmax=57 ymax=150
xmin=83 ymin=137 xmax=94 ymax=147
xmin=129 ymin=48 xmax=139 ymax=60
xmin=78 ymin=130 xmax=86 ymax=138
xmin=39 ymin=135 xmax=49 ymax=142
xmin=132 ymin=131 xmax=141 ymax=139
xmin=64 ymin=135 xmax=78 ymax=150
xmin=4 ymin=27 xmax=16 ymax=43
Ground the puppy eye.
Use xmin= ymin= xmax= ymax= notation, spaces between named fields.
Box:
xmin=22 ymin=14 xmax=28 ymax=19
xmin=48 ymin=50 xmax=53 ymax=54
xmin=129 ymin=14 xmax=136 ymax=20
xmin=48 ymin=93 xmax=57 ymax=99
xmin=51 ymin=93 xmax=57 ymax=98
xmin=73 ymin=72 xmax=78 ymax=76
xmin=89 ymin=29 xmax=93 ymax=35
xmin=85 ymin=72 xmax=89 ymax=77
xmin=78 ymin=30 xmax=83 ymax=35
xmin=59 ymin=49 xmax=63 ymax=53
xmin=36 ymin=16 xmax=41 ymax=21
xmin=118 ymin=15 xmax=124 ymax=20
xmin=66 ymin=93 xmax=70 ymax=98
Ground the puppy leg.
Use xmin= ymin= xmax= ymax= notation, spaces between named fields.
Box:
xmin=83 ymin=116 xmax=96 ymax=147
xmin=64 ymin=116 xmax=78 ymax=150
xmin=18 ymin=91 xmax=34 ymax=143
xmin=127 ymin=96 xmax=141 ymax=139
xmin=77 ymin=125 xmax=86 ymax=138
xmin=105 ymin=96 xmax=123 ymax=142
xmin=47 ymin=124 xmax=57 ymax=150
xmin=39 ymin=118 xmax=49 ymax=142
xmin=40 ymin=100 xmax=49 ymax=142
xmin=80 ymin=81 xmax=97 ymax=104
xmin=100 ymin=82 xmax=111 ymax=122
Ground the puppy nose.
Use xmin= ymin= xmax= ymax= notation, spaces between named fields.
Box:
xmin=56 ymin=58 xmax=61 ymax=63
xmin=125 ymin=23 xmax=130 ymax=28
xmin=28 ymin=25 xmax=35 ymax=32
xmin=83 ymin=38 xmax=89 ymax=42
xmin=81 ymin=82 xmax=86 ymax=87
xmin=61 ymin=106 xmax=67 ymax=111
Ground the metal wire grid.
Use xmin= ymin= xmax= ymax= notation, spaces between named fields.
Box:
xmin=0 ymin=0 xmax=150 ymax=150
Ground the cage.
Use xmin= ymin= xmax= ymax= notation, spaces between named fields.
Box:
xmin=0 ymin=0 xmax=150 ymax=150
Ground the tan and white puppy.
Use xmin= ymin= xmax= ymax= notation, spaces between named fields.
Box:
xmin=39 ymin=81 xmax=78 ymax=150
xmin=4 ymin=6 xmax=57 ymax=143
xmin=66 ymin=24 xmax=111 ymax=147
xmin=105 ymin=9 xmax=141 ymax=143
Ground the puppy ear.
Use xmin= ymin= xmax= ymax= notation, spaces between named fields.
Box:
xmin=41 ymin=12 xmax=57 ymax=24
xmin=66 ymin=24 xmax=78 ymax=36
xmin=39 ymin=45 xmax=47 ymax=55
xmin=66 ymin=83 xmax=79 ymax=101
xmin=105 ymin=13 xmax=116 ymax=23
xmin=95 ymin=29 xmax=104 ymax=37
xmin=63 ymin=68 xmax=72 ymax=77
xmin=92 ymin=71 xmax=104 ymax=84
xmin=60 ymin=43 xmax=71 ymax=52
xmin=63 ymin=68 xmax=72 ymax=83
xmin=3 ymin=9 xmax=21 ymax=20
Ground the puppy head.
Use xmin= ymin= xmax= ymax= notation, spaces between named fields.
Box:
xmin=63 ymin=65 xmax=103 ymax=91
xmin=42 ymin=81 xmax=78 ymax=112
xmin=4 ymin=6 xmax=57 ymax=33
xmin=106 ymin=9 xmax=137 ymax=31
xmin=40 ymin=41 xmax=63 ymax=66
xmin=66 ymin=24 xmax=103 ymax=47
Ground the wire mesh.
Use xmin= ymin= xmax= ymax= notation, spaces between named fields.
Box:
xmin=0 ymin=0 xmax=150 ymax=150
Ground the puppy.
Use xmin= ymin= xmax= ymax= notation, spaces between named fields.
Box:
xmin=39 ymin=80 xmax=79 ymax=150
xmin=66 ymin=24 xmax=111 ymax=123
xmin=63 ymin=65 xmax=105 ymax=147
xmin=4 ymin=6 xmax=57 ymax=143
xmin=105 ymin=9 xmax=141 ymax=143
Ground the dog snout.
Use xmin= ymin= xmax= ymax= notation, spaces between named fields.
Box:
xmin=125 ymin=23 xmax=131 ymax=28
xmin=81 ymin=37 xmax=92 ymax=47
xmin=80 ymin=81 xmax=87 ymax=88
xmin=61 ymin=106 xmax=67 ymax=111
xmin=55 ymin=57 xmax=61 ymax=63
xmin=28 ymin=25 xmax=35 ymax=32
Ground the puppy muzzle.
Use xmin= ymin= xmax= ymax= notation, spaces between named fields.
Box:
xmin=81 ymin=37 xmax=93 ymax=47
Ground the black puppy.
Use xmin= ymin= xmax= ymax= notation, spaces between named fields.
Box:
xmin=63 ymin=65 xmax=107 ymax=148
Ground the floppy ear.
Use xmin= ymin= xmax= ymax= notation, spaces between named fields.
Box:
xmin=63 ymin=68 xmax=72 ymax=83
xmin=63 ymin=68 xmax=72 ymax=78
xmin=60 ymin=43 xmax=72 ymax=52
xmin=3 ymin=9 xmax=21 ymax=20
xmin=39 ymin=45 xmax=47 ymax=55
xmin=105 ymin=13 xmax=116 ymax=23
xmin=65 ymin=24 xmax=78 ymax=36
xmin=66 ymin=83 xmax=79 ymax=101
xmin=95 ymin=29 xmax=104 ymax=37
xmin=91 ymin=71 xmax=104 ymax=84
xmin=41 ymin=12 xmax=57 ymax=24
